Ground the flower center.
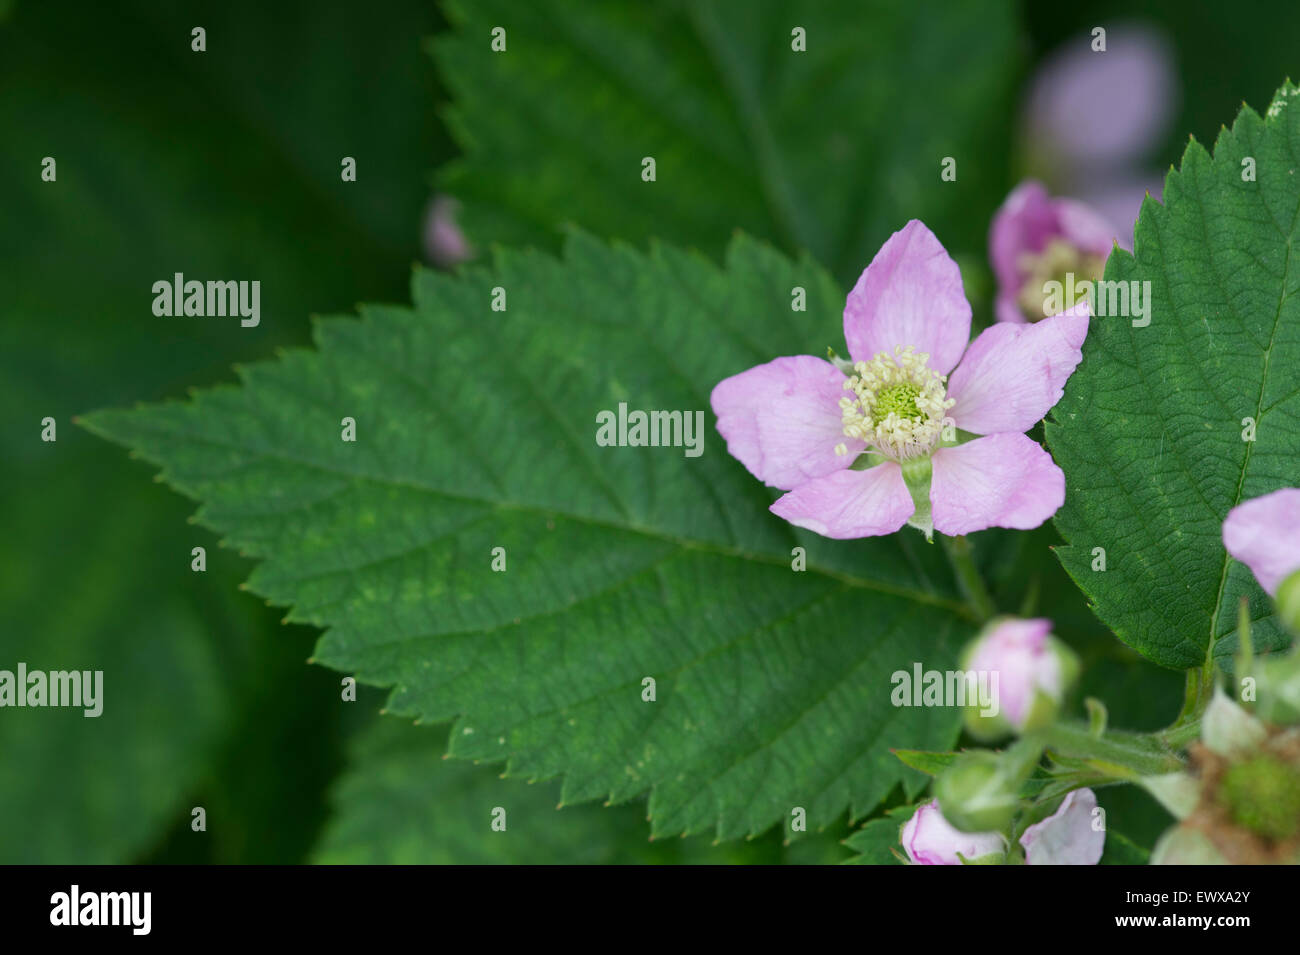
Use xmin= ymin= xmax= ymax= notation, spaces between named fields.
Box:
xmin=836 ymin=346 xmax=952 ymax=461
xmin=1217 ymin=755 xmax=1300 ymax=842
xmin=875 ymin=383 xmax=923 ymax=422
xmin=1016 ymin=238 xmax=1105 ymax=322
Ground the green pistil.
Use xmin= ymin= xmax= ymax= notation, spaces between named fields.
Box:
xmin=875 ymin=383 xmax=923 ymax=422
xmin=1218 ymin=755 xmax=1300 ymax=841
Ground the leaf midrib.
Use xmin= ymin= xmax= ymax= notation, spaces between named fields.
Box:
xmin=1206 ymin=123 xmax=1300 ymax=665
xmin=88 ymin=412 xmax=972 ymax=619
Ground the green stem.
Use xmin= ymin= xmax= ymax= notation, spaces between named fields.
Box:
xmin=941 ymin=534 xmax=996 ymax=623
xmin=1044 ymin=720 xmax=1186 ymax=780
xmin=1174 ymin=664 xmax=1215 ymax=727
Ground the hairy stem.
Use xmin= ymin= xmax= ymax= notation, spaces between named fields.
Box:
xmin=942 ymin=534 xmax=996 ymax=623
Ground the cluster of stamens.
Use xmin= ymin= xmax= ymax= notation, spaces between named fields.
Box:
xmin=1016 ymin=238 xmax=1105 ymax=322
xmin=835 ymin=345 xmax=953 ymax=461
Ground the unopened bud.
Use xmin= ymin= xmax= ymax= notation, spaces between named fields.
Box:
xmin=934 ymin=751 xmax=1020 ymax=834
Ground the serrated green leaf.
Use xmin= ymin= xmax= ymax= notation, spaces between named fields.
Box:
xmin=842 ymin=805 xmax=913 ymax=865
xmin=84 ymin=232 xmax=977 ymax=841
xmin=433 ymin=0 xmax=1018 ymax=280
xmin=316 ymin=718 xmax=660 ymax=864
xmin=892 ymin=750 xmax=957 ymax=776
xmin=1048 ymin=82 xmax=1300 ymax=671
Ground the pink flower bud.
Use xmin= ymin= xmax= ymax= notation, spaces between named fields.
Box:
xmin=900 ymin=799 xmax=1005 ymax=865
xmin=1019 ymin=788 xmax=1105 ymax=865
xmin=963 ymin=617 xmax=1078 ymax=736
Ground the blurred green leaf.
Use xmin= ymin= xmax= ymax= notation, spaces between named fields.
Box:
xmin=0 ymin=0 xmax=447 ymax=862
xmin=434 ymin=0 xmax=1019 ymax=280
xmin=315 ymin=717 xmax=850 ymax=863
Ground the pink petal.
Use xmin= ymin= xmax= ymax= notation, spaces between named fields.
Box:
xmin=1222 ymin=488 xmax=1300 ymax=596
xmin=710 ymin=356 xmax=861 ymax=491
xmin=770 ymin=462 xmax=913 ymax=539
xmin=1020 ymin=788 xmax=1104 ymax=865
xmin=965 ymin=618 xmax=1058 ymax=728
xmin=902 ymin=800 xmax=1005 ymax=865
xmin=930 ymin=433 xmax=1065 ymax=536
xmin=843 ymin=220 xmax=971 ymax=376
xmin=946 ymin=308 xmax=1089 ymax=435
xmin=1055 ymin=198 xmax=1119 ymax=259
xmin=990 ymin=181 xmax=1056 ymax=298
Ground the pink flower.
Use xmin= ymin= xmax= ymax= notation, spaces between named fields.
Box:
xmin=1024 ymin=26 xmax=1176 ymax=174
xmin=422 ymin=195 xmax=472 ymax=268
xmin=964 ymin=617 xmax=1077 ymax=735
xmin=1019 ymin=788 xmax=1104 ymax=865
xmin=901 ymin=799 xmax=1005 ymax=865
xmin=990 ymin=181 xmax=1117 ymax=324
xmin=710 ymin=220 xmax=1084 ymax=540
xmin=1223 ymin=488 xmax=1300 ymax=596
xmin=1020 ymin=24 xmax=1176 ymax=242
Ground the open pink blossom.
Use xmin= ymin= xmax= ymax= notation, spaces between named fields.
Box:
xmin=901 ymin=799 xmax=1005 ymax=865
xmin=1019 ymin=788 xmax=1104 ymax=865
xmin=990 ymin=181 xmax=1117 ymax=324
xmin=711 ymin=220 xmax=1084 ymax=540
xmin=1223 ymin=488 xmax=1300 ymax=596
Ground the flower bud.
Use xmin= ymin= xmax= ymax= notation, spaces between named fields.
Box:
xmin=1202 ymin=687 xmax=1267 ymax=758
xmin=1018 ymin=788 xmax=1104 ymax=865
xmin=933 ymin=751 xmax=1020 ymax=834
xmin=961 ymin=617 xmax=1079 ymax=739
xmin=899 ymin=799 xmax=1006 ymax=865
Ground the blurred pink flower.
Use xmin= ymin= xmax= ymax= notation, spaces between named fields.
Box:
xmin=422 ymin=195 xmax=472 ymax=268
xmin=989 ymin=180 xmax=1115 ymax=324
xmin=1021 ymin=24 xmax=1177 ymax=242
xmin=1025 ymin=25 xmax=1176 ymax=171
